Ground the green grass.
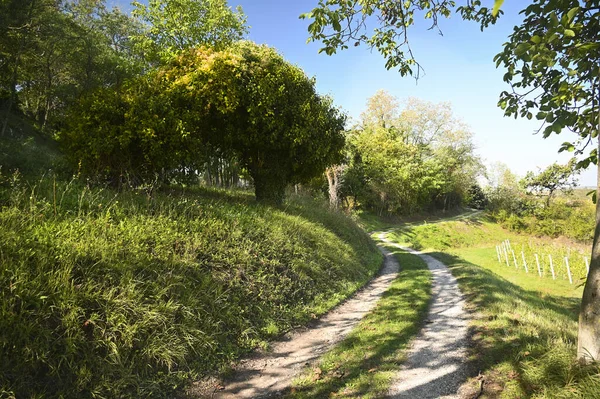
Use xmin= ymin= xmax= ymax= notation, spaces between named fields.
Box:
xmin=0 ymin=174 xmax=382 ymax=398
xmin=285 ymin=247 xmax=432 ymax=399
xmin=390 ymin=214 xmax=600 ymax=398
xmin=388 ymin=215 xmax=590 ymax=285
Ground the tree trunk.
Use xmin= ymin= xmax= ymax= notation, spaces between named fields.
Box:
xmin=251 ymin=165 xmax=287 ymax=206
xmin=578 ymin=137 xmax=600 ymax=363
xmin=326 ymin=165 xmax=343 ymax=210
xmin=2 ymin=0 xmax=37 ymax=136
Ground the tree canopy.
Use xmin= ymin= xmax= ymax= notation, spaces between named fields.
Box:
xmin=522 ymin=159 xmax=580 ymax=205
xmin=131 ymin=0 xmax=248 ymax=64
xmin=61 ymin=42 xmax=346 ymax=204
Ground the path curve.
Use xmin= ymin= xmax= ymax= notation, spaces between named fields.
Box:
xmin=194 ymin=239 xmax=400 ymax=398
xmin=381 ymin=234 xmax=470 ymax=399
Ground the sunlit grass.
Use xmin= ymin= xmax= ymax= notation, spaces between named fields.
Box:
xmin=393 ymin=215 xmax=600 ymax=398
xmin=0 ymin=174 xmax=382 ymax=398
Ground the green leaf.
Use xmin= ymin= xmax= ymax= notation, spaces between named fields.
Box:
xmin=587 ymin=189 xmax=597 ymax=204
xmin=530 ymin=35 xmax=541 ymax=44
xmin=564 ymin=29 xmax=575 ymax=37
xmin=566 ymin=7 xmax=579 ymax=24
xmin=492 ymin=0 xmax=504 ymax=17
xmin=515 ymin=42 xmax=531 ymax=56
xmin=559 ymin=142 xmax=575 ymax=152
xmin=332 ymin=18 xmax=341 ymax=32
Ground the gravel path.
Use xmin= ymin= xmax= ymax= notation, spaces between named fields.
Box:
xmin=383 ymin=236 xmax=470 ymax=399
xmin=192 ymin=236 xmax=399 ymax=398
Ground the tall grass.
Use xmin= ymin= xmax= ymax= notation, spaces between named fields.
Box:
xmin=0 ymin=172 xmax=382 ymax=398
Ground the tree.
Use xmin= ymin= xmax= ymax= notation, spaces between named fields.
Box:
xmin=325 ymin=164 xmax=345 ymax=209
xmin=131 ymin=0 xmax=248 ymax=65
xmin=0 ymin=0 xmax=142 ymax=134
xmin=522 ymin=160 xmax=580 ymax=206
xmin=493 ymin=0 xmax=600 ymax=363
xmin=163 ymin=42 xmax=346 ymax=204
xmin=360 ymin=89 xmax=399 ymax=129
xmin=485 ymin=162 xmax=524 ymax=214
xmin=343 ymin=93 xmax=480 ymax=214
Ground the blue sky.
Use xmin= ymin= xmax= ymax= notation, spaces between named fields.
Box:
xmin=109 ymin=0 xmax=597 ymax=186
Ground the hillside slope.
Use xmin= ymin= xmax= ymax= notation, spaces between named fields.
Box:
xmin=0 ymin=131 xmax=382 ymax=398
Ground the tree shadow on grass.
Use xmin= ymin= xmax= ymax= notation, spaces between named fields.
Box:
xmin=427 ymin=251 xmax=596 ymax=397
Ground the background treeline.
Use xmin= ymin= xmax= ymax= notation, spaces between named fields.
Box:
xmin=481 ymin=161 xmax=594 ymax=243
xmin=323 ymin=90 xmax=482 ymax=215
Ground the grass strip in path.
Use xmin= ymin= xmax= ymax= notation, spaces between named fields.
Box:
xmin=387 ymin=243 xmax=471 ymax=399
xmin=286 ymin=242 xmax=432 ymax=399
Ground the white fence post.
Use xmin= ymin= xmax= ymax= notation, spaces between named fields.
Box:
xmin=565 ymin=257 xmax=573 ymax=284
xmin=585 ymin=257 xmax=590 ymax=275
xmin=512 ymin=250 xmax=518 ymax=269
xmin=496 ymin=246 xmax=501 ymax=263
xmin=535 ymin=254 xmax=542 ymax=277
xmin=521 ymin=251 xmax=529 ymax=273
xmin=503 ymin=244 xmax=510 ymax=267
xmin=549 ymin=254 xmax=556 ymax=280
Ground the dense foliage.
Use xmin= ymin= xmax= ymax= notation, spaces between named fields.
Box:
xmin=0 ymin=0 xmax=143 ymax=134
xmin=61 ymin=42 xmax=346 ymax=203
xmin=339 ymin=92 xmax=481 ymax=214
xmin=131 ymin=0 xmax=247 ymax=64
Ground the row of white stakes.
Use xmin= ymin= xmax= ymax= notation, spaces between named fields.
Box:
xmin=495 ymin=239 xmax=590 ymax=285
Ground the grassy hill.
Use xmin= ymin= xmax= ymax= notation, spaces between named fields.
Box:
xmin=0 ymin=124 xmax=382 ymax=398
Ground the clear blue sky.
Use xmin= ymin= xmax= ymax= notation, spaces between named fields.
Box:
xmin=109 ymin=0 xmax=597 ymax=186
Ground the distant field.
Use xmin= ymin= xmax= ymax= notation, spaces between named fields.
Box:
xmin=389 ymin=214 xmax=600 ymax=398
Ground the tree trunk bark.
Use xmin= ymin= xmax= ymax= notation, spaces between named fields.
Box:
xmin=326 ymin=166 xmax=342 ymax=210
xmin=578 ymin=135 xmax=600 ymax=363
xmin=251 ymin=164 xmax=287 ymax=206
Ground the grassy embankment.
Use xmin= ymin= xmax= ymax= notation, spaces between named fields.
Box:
xmin=286 ymin=245 xmax=432 ymax=399
xmin=388 ymin=214 xmax=600 ymax=398
xmin=0 ymin=132 xmax=383 ymax=398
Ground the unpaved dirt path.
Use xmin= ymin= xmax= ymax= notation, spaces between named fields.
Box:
xmin=192 ymin=237 xmax=399 ymax=398
xmin=382 ymin=235 xmax=470 ymax=399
